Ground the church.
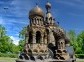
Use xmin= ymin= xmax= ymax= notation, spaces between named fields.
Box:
xmin=17 ymin=2 xmax=75 ymax=62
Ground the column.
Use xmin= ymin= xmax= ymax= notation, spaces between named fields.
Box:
xmin=24 ymin=34 xmax=29 ymax=53
xmin=31 ymin=19 xmax=33 ymax=26
xmin=34 ymin=18 xmax=36 ymax=24
xmin=32 ymin=33 xmax=36 ymax=43
xmin=33 ymin=19 xmax=35 ymax=24
xmin=48 ymin=31 xmax=52 ymax=43
xmin=32 ymin=18 xmax=34 ymax=25
xmin=30 ymin=33 xmax=36 ymax=49
xmin=41 ymin=34 xmax=44 ymax=43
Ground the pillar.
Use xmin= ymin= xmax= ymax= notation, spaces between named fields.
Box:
xmin=33 ymin=19 xmax=35 ymax=24
xmin=47 ymin=30 xmax=52 ymax=43
xmin=41 ymin=34 xmax=44 ymax=43
xmin=25 ymin=32 xmax=29 ymax=44
xmin=32 ymin=33 xmax=36 ymax=43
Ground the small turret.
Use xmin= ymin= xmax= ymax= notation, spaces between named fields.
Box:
xmin=45 ymin=2 xmax=51 ymax=13
xmin=45 ymin=2 xmax=55 ymax=26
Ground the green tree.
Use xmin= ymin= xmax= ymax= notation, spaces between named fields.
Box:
xmin=19 ymin=27 xmax=27 ymax=39
xmin=11 ymin=44 xmax=19 ymax=54
xmin=18 ymin=40 xmax=25 ymax=51
xmin=0 ymin=25 xmax=10 ymax=53
xmin=0 ymin=25 xmax=19 ymax=53
xmin=0 ymin=25 xmax=6 ymax=38
xmin=77 ymin=31 xmax=84 ymax=54
xmin=68 ymin=30 xmax=80 ymax=53
xmin=18 ymin=26 xmax=27 ymax=51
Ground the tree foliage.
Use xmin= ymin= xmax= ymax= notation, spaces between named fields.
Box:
xmin=19 ymin=27 xmax=27 ymax=39
xmin=76 ymin=31 xmax=84 ymax=54
xmin=18 ymin=27 xmax=27 ymax=52
xmin=68 ymin=30 xmax=84 ymax=54
xmin=18 ymin=40 xmax=25 ymax=51
xmin=0 ymin=25 xmax=6 ymax=38
xmin=0 ymin=25 xmax=19 ymax=53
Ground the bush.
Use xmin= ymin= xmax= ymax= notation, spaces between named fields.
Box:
xmin=75 ymin=54 xmax=84 ymax=58
xmin=0 ymin=52 xmax=18 ymax=58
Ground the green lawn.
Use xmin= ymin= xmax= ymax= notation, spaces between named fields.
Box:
xmin=0 ymin=57 xmax=17 ymax=62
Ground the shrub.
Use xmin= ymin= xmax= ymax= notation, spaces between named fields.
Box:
xmin=75 ymin=54 xmax=84 ymax=58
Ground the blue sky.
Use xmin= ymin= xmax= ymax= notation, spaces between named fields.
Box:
xmin=0 ymin=0 xmax=84 ymax=45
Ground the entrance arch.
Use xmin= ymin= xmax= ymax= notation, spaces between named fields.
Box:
xmin=36 ymin=31 xmax=41 ymax=43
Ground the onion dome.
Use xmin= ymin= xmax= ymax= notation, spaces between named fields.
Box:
xmin=46 ymin=12 xmax=52 ymax=18
xmin=29 ymin=5 xmax=44 ymax=18
xmin=46 ymin=2 xmax=51 ymax=9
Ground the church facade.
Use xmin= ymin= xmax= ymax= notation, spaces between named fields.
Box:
xmin=22 ymin=2 xmax=74 ymax=60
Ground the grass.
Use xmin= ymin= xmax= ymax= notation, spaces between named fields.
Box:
xmin=76 ymin=58 xmax=84 ymax=62
xmin=0 ymin=57 xmax=17 ymax=62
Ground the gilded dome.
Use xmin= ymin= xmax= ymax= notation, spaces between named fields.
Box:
xmin=29 ymin=5 xmax=44 ymax=18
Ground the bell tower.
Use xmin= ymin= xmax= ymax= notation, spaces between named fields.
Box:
xmin=24 ymin=4 xmax=48 ymax=55
xmin=28 ymin=4 xmax=45 ymax=44
xmin=29 ymin=4 xmax=44 ymax=26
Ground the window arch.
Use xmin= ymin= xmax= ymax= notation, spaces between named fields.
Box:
xmin=46 ymin=29 xmax=49 ymax=43
xmin=46 ymin=29 xmax=49 ymax=35
xmin=61 ymin=42 xmax=63 ymax=49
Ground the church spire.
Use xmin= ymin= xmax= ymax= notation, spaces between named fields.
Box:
xmin=45 ymin=1 xmax=51 ymax=13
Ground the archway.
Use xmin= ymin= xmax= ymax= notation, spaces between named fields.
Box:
xmin=61 ymin=42 xmax=63 ymax=49
xmin=28 ymin=31 xmax=33 ymax=43
xmin=46 ymin=29 xmax=49 ymax=43
xmin=36 ymin=31 xmax=41 ymax=43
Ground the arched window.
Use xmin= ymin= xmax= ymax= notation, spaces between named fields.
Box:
xmin=46 ymin=29 xmax=49 ymax=35
xmin=34 ymin=18 xmax=36 ymax=25
xmin=36 ymin=31 xmax=41 ymax=43
xmin=28 ymin=31 xmax=33 ymax=43
xmin=58 ymin=42 xmax=60 ymax=49
xmin=50 ymin=17 xmax=52 ymax=24
xmin=37 ymin=19 xmax=39 ymax=25
xmin=46 ymin=29 xmax=49 ymax=43
xmin=46 ymin=17 xmax=48 ymax=21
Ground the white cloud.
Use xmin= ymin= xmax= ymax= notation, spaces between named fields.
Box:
xmin=10 ymin=36 xmax=20 ymax=45
xmin=10 ymin=0 xmax=34 ymax=17
xmin=0 ymin=17 xmax=5 ymax=24
xmin=5 ymin=18 xmax=28 ymax=25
